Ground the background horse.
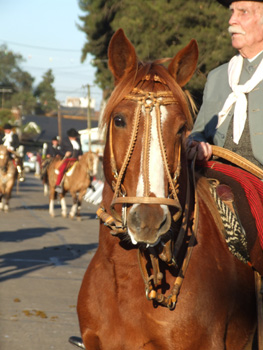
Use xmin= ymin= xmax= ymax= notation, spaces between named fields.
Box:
xmin=47 ymin=151 xmax=99 ymax=219
xmin=76 ymin=29 xmax=260 ymax=350
xmin=0 ymin=145 xmax=17 ymax=212
xmin=41 ymin=157 xmax=55 ymax=196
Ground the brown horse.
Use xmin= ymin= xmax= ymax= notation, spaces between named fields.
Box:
xmin=77 ymin=29 xmax=260 ymax=350
xmin=47 ymin=151 xmax=99 ymax=219
xmin=41 ymin=157 xmax=55 ymax=196
xmin=0 ymin=145 xmax=17 ymax=212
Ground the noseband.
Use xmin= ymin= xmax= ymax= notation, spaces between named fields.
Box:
xmin=108 ymin=87 xmax=182 ymax=227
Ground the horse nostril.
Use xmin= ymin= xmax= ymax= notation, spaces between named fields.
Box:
xmin=159 ymin=216 xmax=167 ymax=230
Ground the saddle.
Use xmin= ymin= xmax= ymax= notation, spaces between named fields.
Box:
xmin=199 ymin=162 xmax=263 ymax=275
xmin=55 ymin=158 xmax=76 ymax=173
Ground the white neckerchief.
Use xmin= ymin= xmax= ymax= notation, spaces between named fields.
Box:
xmin=3 ymin=131 xmax=14 ymax=150
xmin=217 ymin=54 xmax=263 ymax=144
xmin=70 ymin=139 xmax=80 ymax=150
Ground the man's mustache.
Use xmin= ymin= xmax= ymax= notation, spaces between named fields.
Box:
xmin=228 ymin=26 xmax=246 ymax=35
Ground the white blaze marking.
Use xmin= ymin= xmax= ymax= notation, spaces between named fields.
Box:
xmin=128 ymin=104 xmax=169 ymax=245
xmin=136 ymin=104 xmax=168 ymax=197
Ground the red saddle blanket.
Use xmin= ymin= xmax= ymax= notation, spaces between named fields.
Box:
xmin=200 ymin=161 xmax=263 ymax=250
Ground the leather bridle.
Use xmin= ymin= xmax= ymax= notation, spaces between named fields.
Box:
xmin=108 ymin=87 xmax=182 ymax=226
xmin=97 ymin=84 xmax=198 ymax=309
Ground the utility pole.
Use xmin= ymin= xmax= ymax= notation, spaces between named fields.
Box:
xmin=87 ymin=84 xmax=92 ymax=151
xmin=57 ymin=103 xmax=62 ymax=142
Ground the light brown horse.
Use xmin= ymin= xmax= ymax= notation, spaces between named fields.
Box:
xmin=0 ymin=145 xmax=17 ymax=212
xmin=47 ymin=151 xmax=99 ymax=219
xmin=77 ymin=29 xmax=261 ymax=350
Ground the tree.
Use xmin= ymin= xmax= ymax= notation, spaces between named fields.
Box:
xmin=0 ymin=108 xmax=16 ymax=128
xmin=78 ymin=0 xmax=234 ymax=105
xmin=78 ymin=0 xmax=121 ymax=98
xmin=34 ymin=69 xmax=57 ymax=114
xmin=0 ymin=45 xmax=36 ymax=112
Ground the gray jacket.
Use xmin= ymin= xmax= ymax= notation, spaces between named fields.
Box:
xmin=190 ymin=52 xmax=263 ymax=165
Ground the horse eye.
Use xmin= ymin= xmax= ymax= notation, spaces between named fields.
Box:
xmin=113 ymin=115 xmax=126 ymax=128
xmin=178 ymin=124 xmax=186 ymax=135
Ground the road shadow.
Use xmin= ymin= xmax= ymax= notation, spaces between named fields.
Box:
xmin=0 ymin=226 xmax=68 ymax=242
xmin=8 ymin=204 xmax=49 ymax=211
xmin=0 ymin=243 xmax=98 ymax=282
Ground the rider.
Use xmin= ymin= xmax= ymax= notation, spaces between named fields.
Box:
xmin=46 ymin=136 xmax=63 ymax=158
xmin=0 ymin=123 xmax=24 ymax=181
xmin=41 ymin=136 xmax=63 ymax=181
xmin=55 ymin=128 xmax=83 ymax=193
xmin=187 ymin=0 xmax=263 ymax=167
xmin=187 ymin=0 xmax=263 ymax=278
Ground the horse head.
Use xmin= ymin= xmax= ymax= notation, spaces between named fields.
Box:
xmin=101 ymin=29 xmax=198 ymax=248
xmin=0 ymin=145 xmax=10 ymax=170
xmin=82 ymin=151 xmax=99 ymax=177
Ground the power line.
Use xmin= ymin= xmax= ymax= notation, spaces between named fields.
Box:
xmin=0 ymin=39 xmax=81 ymax=52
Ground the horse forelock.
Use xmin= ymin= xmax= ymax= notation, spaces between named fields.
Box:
xmin=100 ymin=60 xmax=194 ymax=132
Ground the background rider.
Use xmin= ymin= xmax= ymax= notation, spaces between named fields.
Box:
xmin=55 ymin=128 xmax=83 ymax=193
xmin=0 ymin=123 xmax=24 ymax=181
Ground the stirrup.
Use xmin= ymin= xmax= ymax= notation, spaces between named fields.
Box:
xmin=68 ymin=336 xmax=85 ymax=349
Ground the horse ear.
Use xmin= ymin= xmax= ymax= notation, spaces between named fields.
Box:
xmin=108 ymin=28 xmax=138 ymax=84
xmin=168 ymin=39 xmax=198 ymax=87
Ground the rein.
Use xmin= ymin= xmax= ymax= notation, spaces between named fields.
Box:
xmin=137 ymin=155 xmax=199 ymax=310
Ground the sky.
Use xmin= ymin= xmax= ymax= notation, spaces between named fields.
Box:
xmin=0 ymin=0 xmax=103 ymax=110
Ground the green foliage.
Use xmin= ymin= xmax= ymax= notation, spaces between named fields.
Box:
xmin=34 ymin=69 xmax=57 ymax=114
xmin=78 ymin=0 xmax=236 ymax=104
xmin=0 ymin=45 xmax=36 ymax=111
xmin=0 ymin=108 xmax=16 ymax=127
xmin=78 ymin=0 xmax=121 ymax=95
xmin=7 ymin=91 xmax=36 ymax=115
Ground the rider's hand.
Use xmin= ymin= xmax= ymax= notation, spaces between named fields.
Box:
xmin=187 ymin=140 xmax=212 ymax=161
xmin=65 ymin=151 xmax=71 ymax=158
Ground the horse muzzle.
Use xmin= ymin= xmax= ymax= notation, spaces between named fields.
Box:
xmin=127 ymin=203 xmax=171 ymax=246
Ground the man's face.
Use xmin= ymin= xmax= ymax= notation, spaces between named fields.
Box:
xmin=229 ymin=1 xmax=263 ymax=57
xmin=4 ymin=129 xmax=11 ymax=134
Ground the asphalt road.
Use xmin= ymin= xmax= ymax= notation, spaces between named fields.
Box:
xmin=0 ymin=172 xmax=100 ymax=350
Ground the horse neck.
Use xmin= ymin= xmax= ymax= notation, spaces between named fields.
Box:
xmin=78 ymin=156 xmax=90 ymax=173
xmin=0 ymin=159 xmax=15 ymax=176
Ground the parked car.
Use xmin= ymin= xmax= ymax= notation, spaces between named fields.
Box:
xmin=23 ymin=154 xmax=36 ymax=173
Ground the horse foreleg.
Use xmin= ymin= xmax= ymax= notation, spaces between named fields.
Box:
xmin=81 ymin=329 xmax=100 ymax=350
xmin=69 ymin=192 xmax=78 ymax=219
xmin=0 ymin=193 xmax=3 ymax=211
xmin=3 ymin=189 xmax=12 ymax=213
xmin=76 ymin=198 xmax=82 ymax=221
xmin=49 ymin=198 xmax=55 ymax=217
xmin=3 ymin=197 xmax=9 ymax=212
xmin=76 ymin=190 xmax=86 ymax=221
xmin=60 ymin=196 xmax=67 ymax=218
xmin=49 ymin=188 xmax=56 ymax=217
xmin=43 ymin=183 xmax=49 ymax=196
